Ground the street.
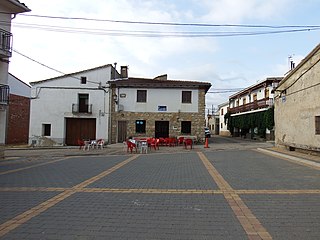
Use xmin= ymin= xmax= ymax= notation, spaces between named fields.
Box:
xmin=0 ymin=137 xmax=319 ymax=239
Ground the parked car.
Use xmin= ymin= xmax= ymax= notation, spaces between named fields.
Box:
xmin=205 ymin=127 xmax=211 ymax=138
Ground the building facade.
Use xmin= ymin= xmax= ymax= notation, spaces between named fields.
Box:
xmin=275 ymin=43 xmax=320 ymax=153
xmin=29 ymin=64 xmax=119 ymax=146
xmin=218 ymin=102 xmax=230 ymax=136
xmin=7 ymin=73 xmax=31 ymax=144
xmin=108 ymin=72 xmax=211 ymax=143
xmin=227 ymin=77 xmax=282 ymax=139
xmin=0 ymin=0 xmax=30 ymax=157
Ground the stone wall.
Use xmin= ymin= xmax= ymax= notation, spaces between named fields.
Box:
xmin=110 ymin=88 xmax=206 ymax=143
xmin=275 ymin=48 xmax=320 ymax=152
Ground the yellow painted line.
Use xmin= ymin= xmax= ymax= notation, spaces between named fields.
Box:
xmin=198 ymin=152 xmax=272 ymax=240
xmin=0 ymin=187 xmax=67 ymax=192
xmin=0 ymin=156 xmax=74 ymax=176
xmin=255 ymin=148 xmax=320 ymax=170
xmin=0 ymin=154 xmax=139 ymax=238
xmin=235 ymin=189 xmax=320 ymax=195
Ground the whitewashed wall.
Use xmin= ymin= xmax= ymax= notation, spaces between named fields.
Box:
xmin=116 ymin=88 xmax=199 ymax=113
xmin=29 ymin=66 xmax=112 ymax=145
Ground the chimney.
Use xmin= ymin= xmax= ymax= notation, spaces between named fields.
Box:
xmin=121 ymin=66 xmax=128 ymax=78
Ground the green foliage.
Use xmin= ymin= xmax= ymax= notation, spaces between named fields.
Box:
xmin=224 ymin=107 xmax=274 ymax=138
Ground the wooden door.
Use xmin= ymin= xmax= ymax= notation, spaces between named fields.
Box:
xmin=65 ymin=118 xmax=96 ymax=145
xmin=117 ymin=121 xmax=127 ymax=143
xmin=155 ymin=121 xmax=169 ymax=138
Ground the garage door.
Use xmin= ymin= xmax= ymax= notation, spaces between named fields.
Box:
xmin=65 ymin=118 xmax=96 ymax=145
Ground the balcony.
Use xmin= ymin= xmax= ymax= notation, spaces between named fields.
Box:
xmin=0 ymin=85 xmax=9 ymax=105
xmin=72 ymin=104 xmax=92 ymax=114
xmin=229 ymin=98 xmax=273 ymax=114
xmin=0 ymin=29 xmax=12 ymax=58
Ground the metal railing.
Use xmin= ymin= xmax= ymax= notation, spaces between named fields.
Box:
xmin=0 ymin=85 xmax=9 ymax=105
xmin=0 ymin=29 xmax=12 ymax=58
xmin=72 ymin=103 xmax=92 ymax=114
xmin=229 ymin=98 xmax=273 ymax=114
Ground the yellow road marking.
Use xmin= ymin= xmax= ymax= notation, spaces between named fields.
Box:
xmin=198 ymin=152 xmax=272 ymax=240
xmin=0 ymin=157 xmax=74 ymax=176
xmin=0 ymin=154 xmax=139 ymax=238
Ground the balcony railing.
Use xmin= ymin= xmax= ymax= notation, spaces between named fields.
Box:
xmin=72 ymin=104 xmax=92 ymax=114
xmin=0 ymin=29 xmax=12 ymax=58
xmin=229 ymin=98 xmax=273 ymax=114
xmin=0 ymin=85 xmax=9 ymax=105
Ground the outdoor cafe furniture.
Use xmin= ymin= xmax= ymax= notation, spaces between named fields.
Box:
xmin=184 ymin=138 xmax=193 ymax=149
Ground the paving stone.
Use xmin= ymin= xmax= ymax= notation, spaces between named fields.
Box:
xmin=0 ymin=156 xmax=126 ymax=188
xmin=0 ymin=191 xmax=60 ymax=224
xmin=241 ymin=194 xmax=320 ymax=240
xmin=204 ymin=150 xmax=320 ymax=190
xmin=4 ymin=192 xmax=246 ymax=240
xmin=88 ymin=153 xmax=219 ymax=190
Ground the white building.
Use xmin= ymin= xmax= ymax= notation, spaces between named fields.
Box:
xmin=218 ymin=102 xmax=230 ymax=136
xmin=227 ymin=77 xmax=282 ymax=139
xmin=0 ymin=0 xmax=30 ymax=158
xmin=29 ymin=64 xmax=119 ymax=146
xmin=108 ymin=72 xmax=211 ymax=143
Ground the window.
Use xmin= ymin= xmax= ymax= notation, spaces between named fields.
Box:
xmin=221 ymin=108 xmax=224 ymax=115
xmin=43 ymin=124 xmax=51 ymax=136
xmin=243 ymin=98 xmax=246 ymax=105
xmin=182 ymin=91 xmax=192 ymax=103
xmin=81 ymin=76 xmax=87 ymax=84
xmin=158 ymin=106 xmax=167 ymax=111
xmin=135 ymin=120 xmax=146 ymax=133
xmin=221 ymin=123 xmax=223 ymax=129
xmin=181 ymin=121 xmax=191 ymax=134
xmin=79 ymin=94 xmax=89 ymax=113
xmin=316 ymin=116 xmax=320 ymax=135
xmin=137 ymin=90 xmax=147 ymax=102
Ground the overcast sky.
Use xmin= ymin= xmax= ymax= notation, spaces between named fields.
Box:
xmin=8 ymin=0 xmax=320 ymax=112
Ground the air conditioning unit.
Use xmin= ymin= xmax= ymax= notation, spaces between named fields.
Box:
xmin=118 ymin=104 xmax=124 ymax=112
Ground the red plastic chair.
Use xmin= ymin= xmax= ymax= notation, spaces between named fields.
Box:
xmin=77 ymin=139 xmax=85 ymax=150
xmin=149 ymin=138 xmax=159 ymax=150
xmin=127 ymin=141 xmax=137 ymax=153
xmin=184 ymin=139 xmax=193 ymax=149
xmin=178 ymin=137 xmax=184 ymax=145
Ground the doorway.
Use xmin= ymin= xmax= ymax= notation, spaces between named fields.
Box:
xmin=117 ymin=120 xmax=127 ymax=143
xmin=155 ymin=121 xmax=169 ymax=138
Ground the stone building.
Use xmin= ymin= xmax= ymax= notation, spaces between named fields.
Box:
xmin=108 ymin=69 xmax=211 ymax=143
xmin=275 ymin=43 xmax=320 ymax=153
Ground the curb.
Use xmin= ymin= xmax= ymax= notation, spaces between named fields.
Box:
xmin=257 ymin=148 xmax=320 ymax=169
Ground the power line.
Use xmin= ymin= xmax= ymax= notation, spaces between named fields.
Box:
xmin=15 ymin=13 xmax=320 ymax=29
xmin=4 ymin=21 xmax=320 ymax=38
xmin=12 ymin=49 xmax=101 ymax=85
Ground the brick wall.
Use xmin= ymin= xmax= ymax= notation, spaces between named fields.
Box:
xmin=6 ymin=94 xmax=30 ymax=144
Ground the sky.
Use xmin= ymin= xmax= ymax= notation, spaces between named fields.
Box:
xmin=7 ymin=0 xmax=320 ymax=113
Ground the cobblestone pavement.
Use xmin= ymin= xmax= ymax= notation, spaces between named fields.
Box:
xmin=0 ymin=137 xmax=319 ymax=239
